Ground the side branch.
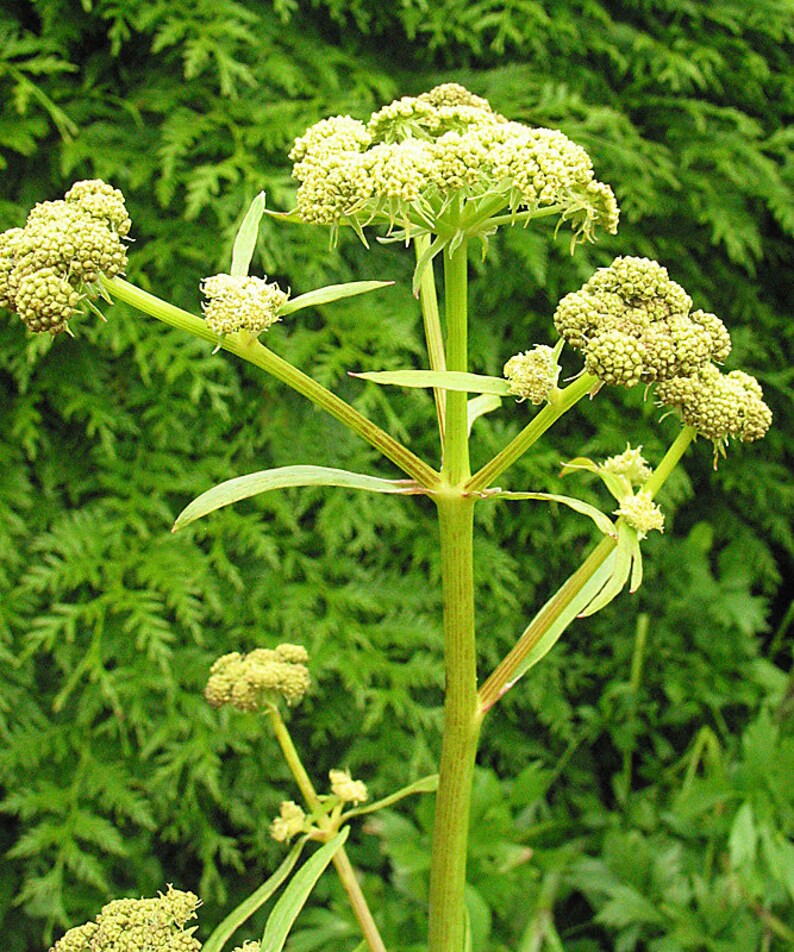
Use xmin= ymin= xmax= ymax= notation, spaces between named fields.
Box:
xmin=465 ymin=372 xmax=597 ymax=493
xmin=102 ymin=276 xmax=441 ymax=489
xmin=479 ymin=425 xmax=698 ymax=712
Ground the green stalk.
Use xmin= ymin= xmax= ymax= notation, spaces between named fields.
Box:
xmin=479 ymin=536 xmax=616 ymax=711
xmin=414 ymin=234 xmax=447 ymax=446
xmin=102 ymin=276 xmax=440 ymax=490
xmin=478 ymin=425 xmax=698 ymax=712
xmin=266 ymin=706 xmax=387 ymax=952
xmin=641 ymin=425 xmax=697 ymax=498
xmin=428 ymin=496 xmax=482 ymax=952
xmin=465 ymin=372 xmax=597 ymax=494
xmin=427 ymin=239 xmax=482 ymax=952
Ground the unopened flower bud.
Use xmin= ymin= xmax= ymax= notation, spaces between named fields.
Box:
xmin=270 ymin=800 xmax=307 ymax=843
xmin=615 ymin=491 xmax=665 ymax=538
xmin=329 ymin=768 xmax=368 ymax=805
xmin=584 ymin=328 xmax=644 ymax=387
xmin=503 ymin=345 xmax=559 ymax=404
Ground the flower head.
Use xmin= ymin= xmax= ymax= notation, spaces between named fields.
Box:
xmin=65 ymin=179 xmax=132 ymax=236
xmin=14 ymin=266 xmax=81 ymax=334
xmin=615 ymin=491 xmax=665 ymax=539
xmin=329 ymin=768 xmax=369 ymax=805
xmin=50 ymin=886 xmax=201 ymax=952
xmin=201 ymin=273 xmax=289 ymax=337
xmin=554 ymin=257 xmax=731 ymax=387
xmin=503 ymin=345 xmax=559 ymax=404
xmin=656 ymin=364 xmax=772 ymax=453
xmin=600 ymin=444 xmax=653 ymax=486
xmin=1 ymin=180 xmax=130 ymax=335
xmin=205 ymin=644 xmax=310 ymax=711
xmin=269 ymin=800 xmax=307 ymax=843
xmin=0 ymin=227 xmax=24 ymax=310
xmin=290 ymin=84 xmax=618 ymax=241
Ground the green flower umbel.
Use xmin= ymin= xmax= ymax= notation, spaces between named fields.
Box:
xmin=615 ymin=491 xmax=665 ymax=539
xmin=289 ymin=83 xmax=618 ymax=242
xmin=1 ymin=179 xmax=130 ymax=335
xmin=205 ymin=644 xmax=310 ymax=710
xmin=554 ymin=257 xmax=731 ymax=387
xmin=503 ymin=345 xmax=560 ymax=404
xmin=269 ymin=800 xmax=308 ymax=843
xmin=657 ymin=363 xmax=772 ymax=453
xmin=329 ymin=768 xmax=369 ymax=805
xmin=600 ymin=444 xmax=653 ymax=486
xmin=50 ymin=886 xmax=201 ymax=952
xmin=200 ymin=273 xmax=289 ymax=337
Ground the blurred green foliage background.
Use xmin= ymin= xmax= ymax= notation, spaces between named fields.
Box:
xmin=1 ymin=1 xmax=792 ymax=949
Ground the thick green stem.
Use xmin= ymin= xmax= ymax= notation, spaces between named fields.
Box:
xmin=465 ymin=372 xmax=597 ymax=494
xmin=414 ymin=234 xmax=446 ymax=446
xmin=478 ymin=425 xmax=698 ymax=712
xmin=427 ymin=237 xmax=480 ymax=952
xmin=428 ymin=496 xmax=482 ymax=952
xmin=267 ymin=706 xmax=387 ymax=952
xmin=102 ymin=276 xmax=440 ymax=490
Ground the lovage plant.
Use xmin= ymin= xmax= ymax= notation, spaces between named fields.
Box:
xmin=2 ymin=84 xmax=772 ymax=952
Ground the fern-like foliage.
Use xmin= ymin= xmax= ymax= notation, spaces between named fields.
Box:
xmin=0 ymin=1 xmax=791 ymax=950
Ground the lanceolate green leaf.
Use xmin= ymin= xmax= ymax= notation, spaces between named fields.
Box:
xmin=503 ymin=553 xmax=617 ymax=686
xmin=467 ymin=394 xmax=502 ymax=434
xmin=561 ymin=457 xmax=631 ymax=502
xmin=629 ymin=529 xmax=644 ymax=594
xmin=578 ymin=522 xmax=635 ymax=618
xmin=202 ymin=838 xmax=308 ymax=952
xmin=278 ymin=281 xmax=394 ymax=317
xmin=341 ymin=774 xmax=439 ymax=821
xmin=351 ymin=370 xmax=511 ymax=395
xmin=174 ymin=466 xmax=423 ymax=531
xmin=261 ymin=829 xmax=350 ymax=952
xmin=485 ymin=491 xmax=616 ymax=538
xmin=231 ymin=192 xmax=266 ymax=278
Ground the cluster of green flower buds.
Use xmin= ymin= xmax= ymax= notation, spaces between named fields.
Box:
xmin=270 ymin=800 xmax=308 ymax=843
xmin=657 ymin=363 xmax=772 ymax=449
xmin=329 ymin=768 xmax=369 ymax=805
xmin=615 ymin=490 xmax=665 ymax=538
xmin=554 ymin=257 xmax=732 ymax=388
xmin=200 ymin=273 xmax=289 ymax=337
xmin=503 ymin=344 xmax=560 ymax=404
xmin=205 ymin=644 xmax=310 ymax=710
xmin=290 ymin=83 xmax=618 ymax=241
xmin=268 ymin=768 xmax=368 ymax=844
xmin=1 ymin=180 xmax=129 ymax=334
xmin=600 ymin=444 xmax=653 ymax=486
xmin=50 ymin=886 xmax=201 ymax=952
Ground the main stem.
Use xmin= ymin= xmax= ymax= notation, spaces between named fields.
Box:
xmin=427 ymin=241 xmax=482 ymax=952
